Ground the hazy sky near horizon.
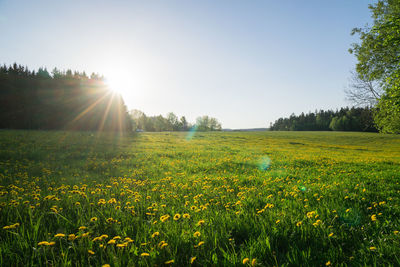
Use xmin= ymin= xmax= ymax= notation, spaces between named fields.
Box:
xmin=0 ymin=0 xmax=374 ymax=128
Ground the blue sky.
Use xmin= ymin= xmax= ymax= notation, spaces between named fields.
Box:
xmin=0 ymin=0 xmax=374 ymax=128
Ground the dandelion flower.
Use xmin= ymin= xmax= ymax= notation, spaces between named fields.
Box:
xmin=165 ymin=260 xmax=174 ymax=264
xmin=326 ymin=261 xmax=331 ymax=266
xmin=88 ymin=249 xmax=95 ymax=255
xmin=370 ymin=246 xmax=376 ymax=251
xmin=190 ymin=256 xmax=196 ymax=264
xmin=152 ymin=232 xmax=160 ymax=238
xmin=371 ymin=214 xmax=377 ymax=221
xmin=197 ymin=220 xmax=205 ymax=226
xmin=141 ymin=252 xmax=150 ymax=257
xmin=193 ymin=231 xmax=201 ymax=238
xmin=243 ymin=258 xmax=250 ymax=264
xmin=54 ymin=233 xmax=65 ymax=238
xmin=173 ymin=214 xmax=181 ymax=220
xmin=183 ymin=213 xmax=190 ymax=219
xmin=90 ymin=217 xmax=97 ymax=222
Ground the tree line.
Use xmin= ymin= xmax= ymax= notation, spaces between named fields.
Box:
xmin=0 ymin=63 xmax=132 ymax=132
xmin=130 ymin=110 xmax=222 ymax=132
xmin=270 ymin=107 xmax=377 ymax=132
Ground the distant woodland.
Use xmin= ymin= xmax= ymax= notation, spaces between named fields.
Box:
xmin=270 ymin=107 xmax=377 ymax=132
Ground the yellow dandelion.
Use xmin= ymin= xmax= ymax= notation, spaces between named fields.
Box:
xmin=183 ymin=213 xmax=190 ymax=219
xmin=190 ymin=256 xmax=196 ymax=264
xmin=197 ymin=220 xmax=205 ymax=226
xmin=173 ymin=213 xmax=181 ymax=220
xmin=78 ymin=226 xmax=87 ymax=231
xmin=152 ymin=232 xmax=160 ymax=238
xmin=276 ymin=220 xmax=280 ymax=224
xmin=243 ymin=258 xmax=250 ymax=264
xmin=68 ymin=234 xmax=77 ymax=241
xmin=296 ymin=221 xmax=302 ymax=227
xmin=90 ymin=217 xmax=97 ymax=222
xmin=54 ymin=233 xmax=65 ymax=238
xmin=328 ymin=233 xmax=334 ymax=237
xmin=394 ymin=231 xmax=399 ymax=235
xmin=107 ymin=239 xmax=116 ymax=245
xmin=251 ymin=258 xmax=257 ymax=266
xmin=326 ymin=261 xmax=331 ymax=266
xmin=48 ymin=241 xmax=56 ymax=246
xmin=193 ymin=231 xmax=201 ymax=238
xmin=165 ymin=259 xmax=174 ymax=264
xmin=194 ymin=241 xmax=204 ymax=248
xmin=102 ymin=264 xmax=110 ymax=267
xmin=38 ymin=241 xmax=49 ymax=246
xmin=141 ymin=252 xmax=150 ymax=257
xmin=88 ymin=249 xmax=95 ymax=255
xmin=371 ymin=214 xmax=377 ymax=221
xmin=370 ymin=246 xmax=376 ymax=251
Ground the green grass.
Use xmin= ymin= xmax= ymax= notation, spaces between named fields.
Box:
xmin=1 ymin=130 xmax=400 ymax=266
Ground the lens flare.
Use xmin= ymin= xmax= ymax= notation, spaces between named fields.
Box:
xmin=298 ymin=185 xmax=307 ymax=192
xmin=258 ymin=156 xmax=271 ymax=171
xmin=186 ymin=125 xmax=198 ymax=141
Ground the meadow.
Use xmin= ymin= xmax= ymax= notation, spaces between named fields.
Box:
xmin=0 ymin=130 xmax=400 ymax=266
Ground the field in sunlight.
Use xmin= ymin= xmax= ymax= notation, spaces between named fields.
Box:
xmin=1 ymin=130 xmax=400 ymax=266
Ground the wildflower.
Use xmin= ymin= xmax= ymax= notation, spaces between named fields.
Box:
xmin=194 ymin=241 xmax=204 ymax=248
xmin=371 ymin=214 xmax=377 ymax=222
xmin=107 ymin=239 xmax=116 ymax=245
xmin=116 ymin=243 xmax=127 ymax=248
xmin=48 ymin=241 xmax=56 ymax=246
xmin=328 ymin=233 xmax=334 ymax=237
xmin=370 ymin=246 xmax=376 ymax=251
xmin=276 ymin=220 xmax=280 ymax=224
xmin=296 ymin=221 xmax=302 ymax=227
xmin=193 ymin=231 xmax=201 ymax=237
xmin=54 ymin=233 xmax=65 ymax=238
xmin=160 ymin=215 xmax=170 ymax=222
xmin=251 ymin=259 xmax=257 ymax=266
xmin=183 ymin=213 xmax=190 ymax=219
xmin=78 ymin=226 xmax=87 ymax=231
xmin=190 ymin=256 xmax=196 ymax=264
xmin=197 ymin=220 xmax=205 ymax=226
xmin=141 ymin=252 xmax=150 ymax=257
xmin=165 ymin=260 xmax=174 ymax=264
xmin=152 ymin=232 xmax=160 ymax=238
xmin=243 ymin=258 xmax=250 ymax=264
xmin=102 ymin=265 xmax=110 ymax=267
xmin=174 ymin=213 xmax=181 ymax=220
xmin=88 ymin=249 xmax=95 ymax=255
xmin=68 ymin=234 xmax=77 ymax=241
xmin=160 ymin=241 xmax=168 ymax=249
xmin=394 ymin=231 xmax=399 ymax=235
xmin=38 ymin=241 xmax=49 ymax=246
xmin=326 ymin=261 xmax=331 ymax=266
xmin=90 ymin=217 xmax=97 ymax=222
xmin=113 ymin=236 xmax=121 ymax=240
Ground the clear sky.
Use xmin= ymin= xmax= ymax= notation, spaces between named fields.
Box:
xmin=0 ymin=0 xmax=374 ymax=129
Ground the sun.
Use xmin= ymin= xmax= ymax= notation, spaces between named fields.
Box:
xmin=104 ymin=68 xmax=133 ymax=96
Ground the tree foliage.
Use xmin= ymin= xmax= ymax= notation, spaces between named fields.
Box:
xmin=129 ymin=110 xmax=221 ymax=132
xmin=270 ymin=107 xmax=377 ymax=132
xmin=0 ymin=63 xmax=132 ymax=132
xmin=350 ymin=0 xmax=400 ymax=133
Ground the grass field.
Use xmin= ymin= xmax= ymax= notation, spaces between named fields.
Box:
xmin=1 ymin=130 xmax=400 ymax=266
